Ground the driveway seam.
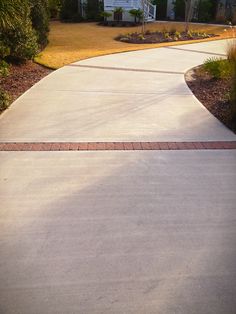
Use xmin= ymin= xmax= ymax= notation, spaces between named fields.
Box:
xmin=70 ymin=64 xmax=185 ymax=75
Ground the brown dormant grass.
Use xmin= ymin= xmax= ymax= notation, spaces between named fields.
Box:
xmin=35 ymin=21 xmax=232 ymax=69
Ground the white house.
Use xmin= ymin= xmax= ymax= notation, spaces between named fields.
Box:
xmin=80 ymin=0 xmax=156 ymax=22
xmin=104 ymin=0 xmax=156 ymax=21
xmin=79 ymin=0 xmax=236 ymax=23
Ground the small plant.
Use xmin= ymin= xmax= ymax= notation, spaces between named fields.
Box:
xmin=163 ymin=32 xmax=170 ymax=39
xmin=138 ymin=34 xmax=145 ymax=40
xmin=0 ymin=88 xmax=10 ymax=113
xmin=0 ymin=60 xmax=9 ymax=77
xmin=174 ymin=31 xmax=181 ymax=39
xmin=187 ymin=30 xmax=193 ymax=38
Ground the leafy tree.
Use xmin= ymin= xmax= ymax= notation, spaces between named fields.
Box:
xmin=85 ymin=0 xmax=102 ymax=20
xmin=60 ymin=0 xmax=81 ymax=21
xmin=173 ymin=0 xmax=185 ymax=20
xmin=152 ymin=0 xmax=167 ymax=20
xmin=196 ymin=0 xmax=214 ymax=22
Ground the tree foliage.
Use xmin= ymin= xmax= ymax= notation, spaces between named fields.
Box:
xmin=60 ymin=0 xmax=83 ymax=22
xmin=85 ymin=0 xmax=102 ymax=20
xmin=30 ymin=0 xmax=50 ymax=47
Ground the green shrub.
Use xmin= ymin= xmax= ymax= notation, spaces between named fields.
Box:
xmin=0 ymin=0 xmax=38 ymax=61
xmin=0 ymin=60 xmax=9 ymax=77
xmin=1 ymin=19 xmax=38 ymax=61
xmin=203 ymin=58 xmax=232 ymax=79
xmin=0 ymin=88 xmax=10 ymax=113
xmin=30 ymin=0 xmax=50 ymax=47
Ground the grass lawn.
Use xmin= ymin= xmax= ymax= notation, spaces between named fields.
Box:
xmin=35 ymin=21 xmax=232 ymax=69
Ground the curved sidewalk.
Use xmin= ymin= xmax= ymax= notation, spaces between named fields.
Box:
xmin=0 ymin=39 xmax=235 ymax=142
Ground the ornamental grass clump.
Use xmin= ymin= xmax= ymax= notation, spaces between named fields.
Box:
xmin=227 ymin=40 xmax=236 ymax=124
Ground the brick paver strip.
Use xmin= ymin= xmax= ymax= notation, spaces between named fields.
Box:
xmin=0 ymin=142 xmax=236 ymax=151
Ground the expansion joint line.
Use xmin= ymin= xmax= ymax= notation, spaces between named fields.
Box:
xmin=68 ymin=64 xmax=184 ymax=75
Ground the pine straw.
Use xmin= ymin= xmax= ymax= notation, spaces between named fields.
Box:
xmin=35 ymin=21 xmax=233 ymax=69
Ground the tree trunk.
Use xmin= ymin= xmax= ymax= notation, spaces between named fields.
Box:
xmin=185 ymin=0 xmax=193 ymax=32
xmin=141 ymin=0 xmax=146 ymax=34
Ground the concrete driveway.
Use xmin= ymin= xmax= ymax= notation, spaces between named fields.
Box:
xmin=0 ymin=40 xmax=235 ymax=142
xmin=0 ymin=39 xmax=236 ymax=314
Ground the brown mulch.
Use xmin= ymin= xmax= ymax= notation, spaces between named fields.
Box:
xmin=186 ymin=67 xmax=236 ymax=134
xmin=117 ymin=31 xmax=217 ymax=44
xmin=0 ymin=61 xmax=53 ymax=104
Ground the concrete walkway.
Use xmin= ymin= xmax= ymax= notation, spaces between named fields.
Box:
xmin=0 ymin=40 xmax=236 ymax=314
xmin=0 ymin=40 xmax=235 ymax=142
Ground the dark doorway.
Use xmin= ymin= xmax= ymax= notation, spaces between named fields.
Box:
xmin=114 ymin=11 xmax=123 ymax=21
xmin=154 ymin=0 xmax=168 ymax=20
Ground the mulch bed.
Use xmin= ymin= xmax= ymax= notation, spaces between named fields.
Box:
xmin=186 ymin=66 xmax=236 ymax=134
xmin=117 ymin=31 xmax=217 ymax=44
xmin=0 ymin=61 xmax=52 ymax=105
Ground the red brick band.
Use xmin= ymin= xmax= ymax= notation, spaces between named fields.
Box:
xmin=0 ymin=141 xmax=236 ymax=151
